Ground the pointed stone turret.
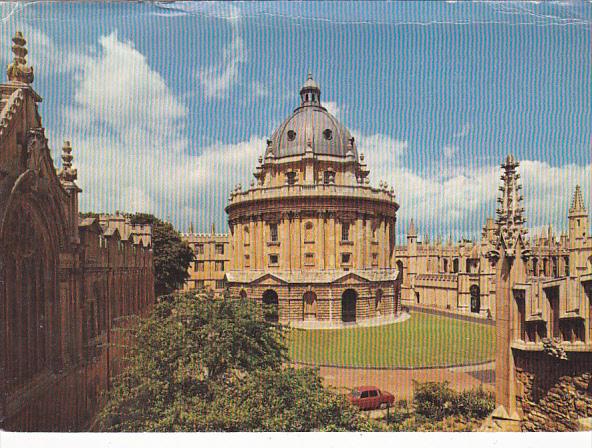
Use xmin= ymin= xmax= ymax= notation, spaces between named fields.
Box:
xmin=493 ymin=154 xmax=528 ymax=258
xmin=408 ymin=219 xmax=417 ymax=237
xmin=188 ymin=222 xmax=194 ymax=234
xmin=568 ymin=185 xmax=588 ymax=242
xmin=7 ymin=31 xmax=34 ymax=84
xmin=569 ymin=185 xmax=587 ymax=217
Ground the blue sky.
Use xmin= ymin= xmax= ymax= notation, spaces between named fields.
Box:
xmin=1 ymin=1 xmax=590 ymax=241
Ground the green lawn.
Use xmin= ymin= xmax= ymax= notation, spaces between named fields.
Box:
xmin=287 ymin=312 xmax=495 ymax=368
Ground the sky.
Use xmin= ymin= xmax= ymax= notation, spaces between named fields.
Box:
xmin=0 ymin=1 xmax=590 ymax=241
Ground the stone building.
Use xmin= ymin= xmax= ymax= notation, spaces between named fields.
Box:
xmin=481 ymin=155 xmax=592 ymax=431
xmin=182 ymin=223 xmax=230 ymax=293
xmin=0 ymin=32 xmax=155 ymax=431
xmin=395 ymin=191 xmax=585 ymax=320
xmin=223 ymin=74 xmax=400 ymax=323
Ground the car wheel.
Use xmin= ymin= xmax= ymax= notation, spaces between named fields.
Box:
xmin=379 ymin=402 xmax=387 ymax=410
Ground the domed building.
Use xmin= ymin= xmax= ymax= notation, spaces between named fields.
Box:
xmin=225 ymin=74 xmax=400 ymax=323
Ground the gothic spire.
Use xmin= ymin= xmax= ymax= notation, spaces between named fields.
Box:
xmin=7 ymin=31 xmax=34 ymax=84
xmin=493 ymin=154 xmax=528 ymax=256
xmin=408 ymin=219 xmax=417 ymax=237
xmin=569 ymin=185 xmax=587 ymax=216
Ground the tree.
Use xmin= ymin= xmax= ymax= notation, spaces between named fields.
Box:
xmin=128 ymin=213 xmax=194 ymax=296
xmin=95 ymin=291 xmax=375 ymax=432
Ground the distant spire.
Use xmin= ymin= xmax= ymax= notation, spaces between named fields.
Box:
xmin=408 ymin=219 xmax=417 ymax=237
xmin=211 ymin=222 xmax=216 ymax=235
xmin=188 ymin=222 xmax=194 ymax=234
xmin=569 ymin=185 xmax=587 ymax=216
xmin=7 ymin=31 xmax=34 ymax=84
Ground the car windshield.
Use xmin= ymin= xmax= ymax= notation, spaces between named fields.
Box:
xmin=350 ymin=390 xmax=361 ymax=398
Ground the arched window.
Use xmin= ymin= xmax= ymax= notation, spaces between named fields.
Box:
xmin=243 ymin=226 xmax=250 ymax=246
xmin=443 ymin=259 xmax=449 ymax=273
xmin=262 ymin=290 xmax=279 ymax=323
xmin=304 ymin=221 xmax=314 ymax=242
xmin=452 ymin=258 xmax=459 ymax=273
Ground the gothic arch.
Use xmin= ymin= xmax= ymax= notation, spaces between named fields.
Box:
xmin=0 ymin=195 xmax=63 ymax=392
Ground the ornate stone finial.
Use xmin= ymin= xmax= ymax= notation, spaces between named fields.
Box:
xmin=569 ymin=185 xmax=587 ymax=215
xmin=491 ymin=154 xmax=529 ymax=259
xmin=7 ymin=31 xmax=34 ymax=84
xmin=58 ymin=140 xmax=78 ymax=183
xmin=408 ymin=219 xmax=417 ymax=237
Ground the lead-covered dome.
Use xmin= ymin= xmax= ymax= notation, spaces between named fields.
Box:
xmin=265 ymin=74 xmax=357 ymax=160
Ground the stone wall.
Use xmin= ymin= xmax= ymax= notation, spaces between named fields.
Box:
xmin=514 ymin=351 xmax=592 ymax=431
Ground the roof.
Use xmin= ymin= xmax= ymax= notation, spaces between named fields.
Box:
xmin=266 ymin=74 xmax=357 ymax=160
xmin=225 ymin=268 xmax=398 ymax=285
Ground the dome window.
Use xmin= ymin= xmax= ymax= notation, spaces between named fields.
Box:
xmin=287 ymin=130 xmax=296 ymax=141
xmin=323 ymin=129 xmax=333 ymax=140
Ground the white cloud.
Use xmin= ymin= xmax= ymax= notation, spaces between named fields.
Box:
xmin=363 ymin=145 xmax=591 ymax=240
xmin=442 ymin=144 xmax=459 ymax=158
xmin=195 ymin=5 xmax=246 ymax=100
xmin=323 ymin=101 xmax=340 ymax=118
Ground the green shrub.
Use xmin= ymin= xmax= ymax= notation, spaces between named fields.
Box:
xmin=413 ymin=381 xmax=457 ymax=420
xmin=413 ymin=381 xmax=495 ymax=421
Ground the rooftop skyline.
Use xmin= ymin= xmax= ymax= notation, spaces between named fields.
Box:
xmin=1 ymin=1 xmax=590 ymax=240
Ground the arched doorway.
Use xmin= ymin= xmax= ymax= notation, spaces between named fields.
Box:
xmin=470 ymin=285 xmax=481 ymax=314
xmin=375 ymin=289 xmax=383 ymax=316
xmin=302 ymin=291 xmax=317 ymax=321
xmin=239 ymin=289 xmax=248 ymax=300
xmin=262 ymin=289 xmax=279 ymax=322
xmin=341 ymin=289 xmax=357 ymax=322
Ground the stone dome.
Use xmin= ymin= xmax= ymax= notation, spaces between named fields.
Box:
xmin=266 ymin=74 xmax=357 ymax=160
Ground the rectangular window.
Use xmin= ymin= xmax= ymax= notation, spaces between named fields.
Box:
xmin=270 ymin=223 xmax=279 ymax=242
xmin=244 ymin=254 xmax=250 ymax=268
xmin=304 ymin=253 xmax=315 ymax=266
xmin=372 ymin=253 xmax=378 ymax=265
xmin=341 ymin=253 xmax=351 ymax=265
xmin=196 ymin=261 xmax=204 ymax=272
xmin=215 ymin=261 xmax=225 ymax=271
xmin=215 ymin=280 xmax=225 ymax=290
xmin=341 ymin=222 xmax=350 ymax=242
xmin=286 ymin=171 xmax=297 ymax=185
xmin=215 ymin=243 xmax=224 ymax=255
xmin=269 ymin=254 xmax=279 ymax=266
xmin=195 ymin=244 xmax=204 ymax=255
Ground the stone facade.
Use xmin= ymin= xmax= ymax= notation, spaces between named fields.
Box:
xmin=396 ymin=187 xmax=590 ymax=320
xmin=0 ymin=33 xmax=155 ymax=431
xmin=480 ymin=156 xmax=592 ymax=431
xmin=181 ymin=224 xmax=231 ymax=294
xmin=223 ymin=74 xmax=400 ymax=323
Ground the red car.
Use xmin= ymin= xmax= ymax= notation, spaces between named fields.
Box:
xmin=348 ymin=386 xmax=394 ymax=410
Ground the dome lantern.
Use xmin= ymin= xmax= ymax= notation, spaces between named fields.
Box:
xmin=299 ymin=72 xmax=321 ymax=107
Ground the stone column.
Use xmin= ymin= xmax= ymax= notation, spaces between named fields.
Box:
xmin=249 ymin=219 xmax=256 ymax=270
xmin=293 ymin=214 xmax=302 ymax=270
xmin=327 ymin=213 xmax=336 ymax=269
xmin=317 ymin=212 xmax=325 ymax=270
